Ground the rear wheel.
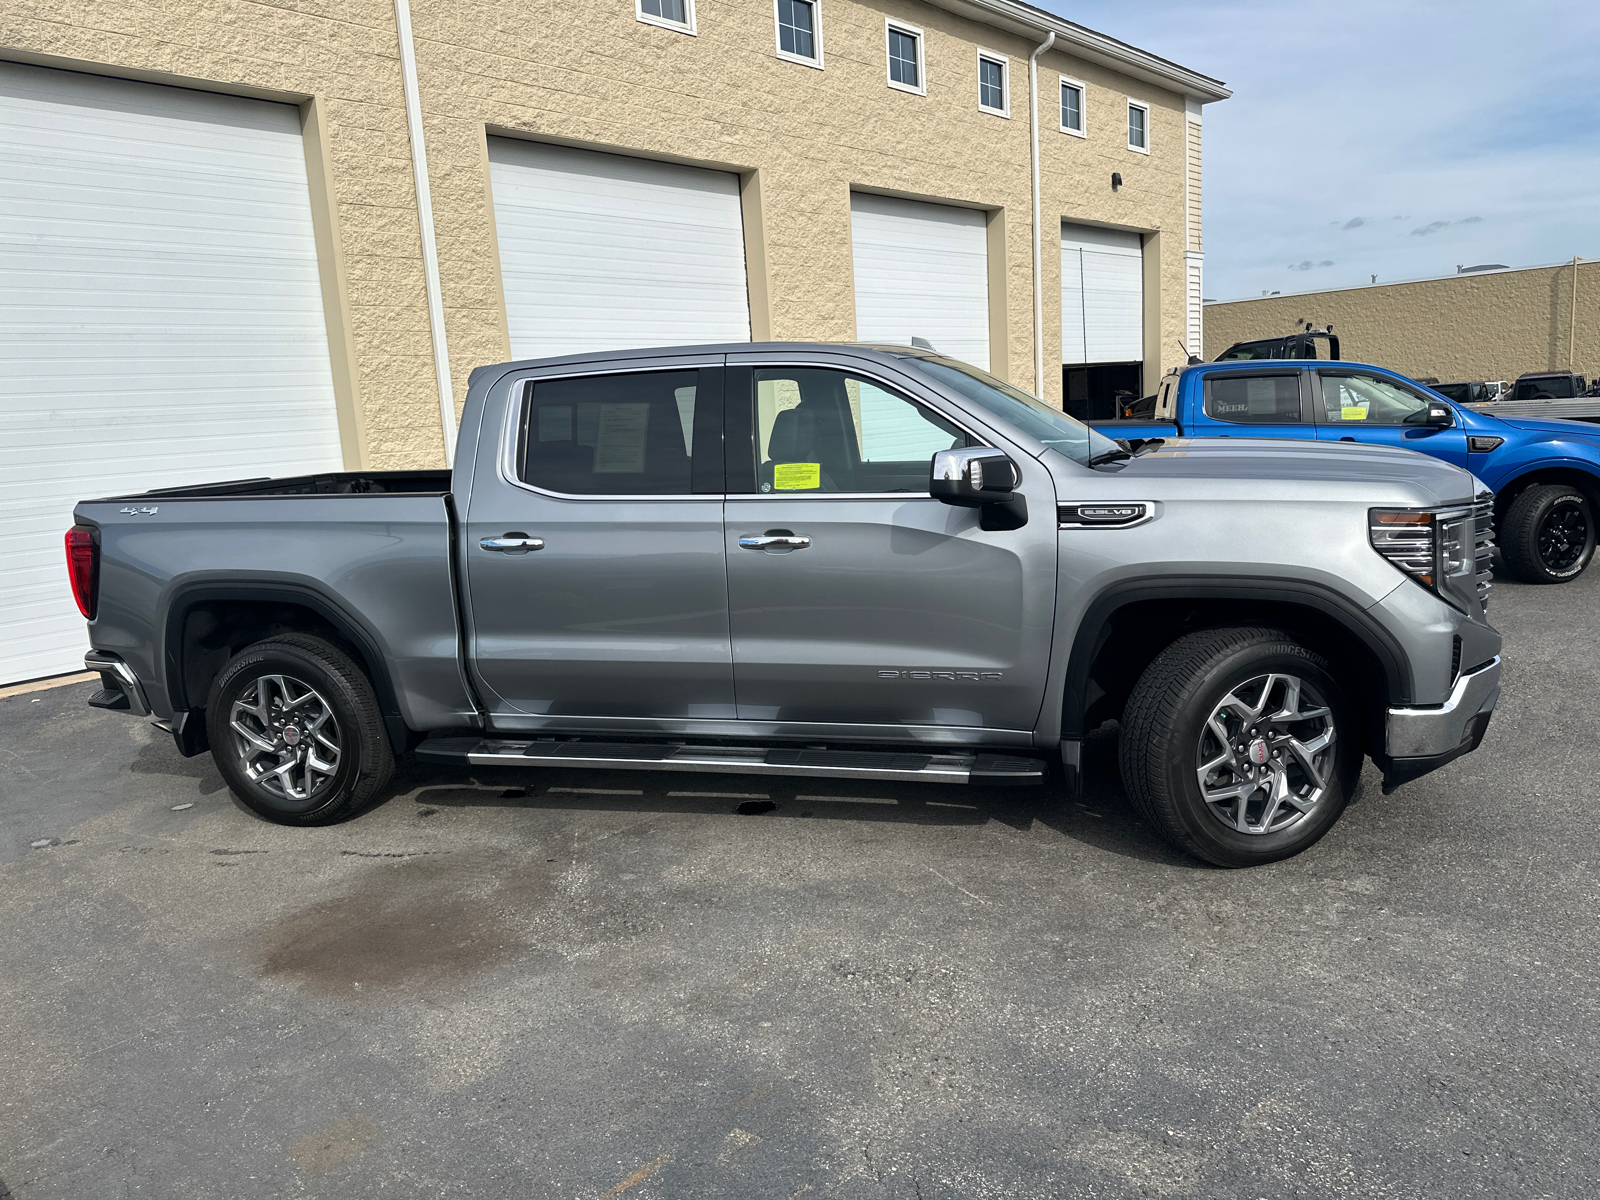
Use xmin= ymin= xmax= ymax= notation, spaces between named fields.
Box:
xmin=206 ymin=634 xmax=394 ymax=825
xmin=1119 ymin=626 xmax=1361 ymax=867
xmin=1500 ymin=484 xmax=1595 ymax=583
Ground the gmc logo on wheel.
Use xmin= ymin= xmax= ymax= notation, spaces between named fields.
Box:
xmin=877 ymin=670 xmax=1004 ymax=681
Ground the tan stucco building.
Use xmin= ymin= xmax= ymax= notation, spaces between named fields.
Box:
xmin=2 ymin=0 xmax=1226 ymax=467
xmin=1204 ymin=258 xmax=1598 ymax=385
xmin=1 ymin=0 xmax=1226 ymax=683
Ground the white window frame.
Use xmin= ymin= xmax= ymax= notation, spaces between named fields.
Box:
xmin=1126 ymin=98 xmax=1151 ymax=154
xmin=976 ymin=49 xmax=1009 ymax=118
xmin=885 ymin=19 xmax=926 ymax=96
xmin=773 ymin=0 xmax=824 ymax=68
xmin=636 ymin=0 xmax=696 ymax=36
xmin=1058 ymin=75 xmax=1087 ymax=138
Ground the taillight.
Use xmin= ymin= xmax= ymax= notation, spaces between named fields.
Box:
xmin=65 ymin=524 xmax=99 ymax=620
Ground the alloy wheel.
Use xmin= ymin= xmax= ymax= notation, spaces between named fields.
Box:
xmin=1537 ymin=500 xmax=1589 ymax=572
xmin=1195 ymin=673 xmax=1336 ymax=836
xmin=229 ymin=674 xmax=343 ymax=802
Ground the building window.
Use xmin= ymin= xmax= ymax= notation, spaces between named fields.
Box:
xmin=637 ymin=0 xmax=695 ymax=34
xmin=1127 ymin=99 xmax=1150 ymax=152
xmin=1059 ymin=78 xmax=1085 ymax=136
xmin=775 ymin=0 xmax=822 ymax=66
xmin=886 ymin=21 xmax=924 ymax=95
xmin=977 ymin=51 xmax=1008 ymax=117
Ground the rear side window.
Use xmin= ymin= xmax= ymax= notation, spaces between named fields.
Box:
xmin=1204 ymin=374 xmax=1303 ymax=424
xmin=518 ymin=370 xmax=700 ymax=495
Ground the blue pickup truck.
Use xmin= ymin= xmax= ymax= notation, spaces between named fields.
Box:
xmin=1097 ymin=359 xmax=1600 ymax=584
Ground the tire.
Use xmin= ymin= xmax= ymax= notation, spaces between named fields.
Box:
xmin=1119 ymin=626 xmax=1361 ymax=868
xmin=206 ymin=633 xmax=394 ymax=825
xmin=1500 ymin=484 xmax=1596 ymax=584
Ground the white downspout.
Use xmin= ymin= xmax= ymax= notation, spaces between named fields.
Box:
xmin=394 ymin=0 xmax=457 ymax=463
xmin=1028 ymin=30 xmax=1056 ymax=398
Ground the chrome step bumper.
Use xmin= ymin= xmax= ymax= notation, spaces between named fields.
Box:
xmin=414 ymin=737 xmax=1046 ymax=786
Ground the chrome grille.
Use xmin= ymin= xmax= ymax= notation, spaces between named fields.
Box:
xmin=1473 ymin=492 xmax=1495 ymax=611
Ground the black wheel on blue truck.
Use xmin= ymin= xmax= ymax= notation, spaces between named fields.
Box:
xmin=1499 ymin=483 xmax=1596 ymax=584
xmin=1118 ymin=626 xmax=1362 ymax=868
xmin=205 ymin=633 xmax=395 ymax=825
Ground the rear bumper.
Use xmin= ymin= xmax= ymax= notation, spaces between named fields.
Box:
xmin=84 ymin=650 xmax=150 ymax=716
xmin=1378 ymin=655 xmax=1501 ymax=793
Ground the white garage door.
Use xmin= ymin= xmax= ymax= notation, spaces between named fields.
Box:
xmin=488 ymin=139 xmax=751 ymax=359
xmin=851 ymin=193 xmax=990 ymax=371
xmin=1061 ymin=223 xmax=1144 ymax=364
xmin=0 ymin=63 xmax=343 ymax=685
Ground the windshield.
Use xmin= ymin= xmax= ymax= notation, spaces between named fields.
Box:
xmin=915 ymin=358 xmax=1121 ymax=465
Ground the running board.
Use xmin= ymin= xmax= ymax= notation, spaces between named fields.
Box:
xmin=414 ymin=736 xmax=1046 ymax=786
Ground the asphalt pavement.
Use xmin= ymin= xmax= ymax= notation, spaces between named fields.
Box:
xmin=3 ymin=568 xmax=1598 ymax=1199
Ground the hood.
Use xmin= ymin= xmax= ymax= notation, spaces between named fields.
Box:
xmin=1488 ymin=415 xmax=1600 ymax=437
xmin=1103 ymin=437 xmax=1482 ymax=506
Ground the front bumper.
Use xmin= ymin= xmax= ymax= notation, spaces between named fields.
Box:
xmin=1378 ymin=655 xmax=1501 ymax=793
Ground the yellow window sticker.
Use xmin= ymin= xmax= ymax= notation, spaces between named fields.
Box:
xmin=773 ymin=462 xmax=821 ymax=490
xmin=1341 ymin=405 xmax=1369 ymax=421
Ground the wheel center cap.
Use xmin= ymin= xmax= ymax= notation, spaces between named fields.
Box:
xmin=283 ymin=726 xmax=301 ymax=747
xmin=1247 ymin=738 xmax=1270 ymax=765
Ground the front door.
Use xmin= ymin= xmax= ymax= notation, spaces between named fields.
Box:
xmin=1313 ymin=369 xmax=1469 ymax=467
xmin=464 ymin=363 xmax=734 ymax=722
xmin=722 ymin=360 xmax=1056 ymax=732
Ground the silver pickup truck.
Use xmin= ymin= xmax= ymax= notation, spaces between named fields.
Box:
xmin=72 ymin=342 xmax=1502 ymax=867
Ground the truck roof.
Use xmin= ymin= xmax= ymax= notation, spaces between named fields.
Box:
xmin=467 ymin=341 xmax=935 ymax=389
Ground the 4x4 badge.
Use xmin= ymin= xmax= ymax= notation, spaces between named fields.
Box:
xmin=120 ymin=505 xmax=158 ymax=515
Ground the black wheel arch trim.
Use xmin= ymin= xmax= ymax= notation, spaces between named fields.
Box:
xmin=1058 ymin=575 xmax=1414 ymax=738
xmin=161 ymin=581 xmax=409 ymax=749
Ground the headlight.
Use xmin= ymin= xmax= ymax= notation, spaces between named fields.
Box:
xmin=1370 ymin=497 xmax=1494 ymax=615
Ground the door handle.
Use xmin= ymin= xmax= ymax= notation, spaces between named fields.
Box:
xmin=480 ymin=533 xmax=544 ymax=553
xmin=739 ymin=532 xmax=811 ymax=551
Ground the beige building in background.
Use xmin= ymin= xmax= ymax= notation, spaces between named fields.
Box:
xmin=2 ymin=0 xmax=1227 ymax=469
xmin=1204 ymin=258 xmax=1598 ymax=384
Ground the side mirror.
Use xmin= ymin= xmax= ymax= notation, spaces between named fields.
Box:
xmin=930 ymin=447 xmax=1027 ymax=530
xmin=930 ymin=447 xmax=1017 ymax=507
xmin=1425 ymin=401 xmax=1454 ymax=427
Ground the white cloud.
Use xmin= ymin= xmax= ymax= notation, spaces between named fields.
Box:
xmin=1034 ymin=0 xmax=1600 ymax=298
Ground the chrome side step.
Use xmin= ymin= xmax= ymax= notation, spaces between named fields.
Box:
xmin=414 ymin=736 xmax=1046 ymax=786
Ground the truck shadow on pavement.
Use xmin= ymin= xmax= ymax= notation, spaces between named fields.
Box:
xmin=394 ymin=725 xmax=1194 ymax=868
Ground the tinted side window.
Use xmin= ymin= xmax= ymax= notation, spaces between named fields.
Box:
xmin=1204 ymin=374 xmax=1302 ymax=424
xmin=518 ymin=370 xmax=698 ymax=495
xmin=745 ymin=367 xmax=970 ymax=494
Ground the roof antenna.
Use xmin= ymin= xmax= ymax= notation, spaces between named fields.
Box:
xmin=910 ymin=337 xmax=936 ymax=351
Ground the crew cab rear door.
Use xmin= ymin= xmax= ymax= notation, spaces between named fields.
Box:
xmin=1192 ymin=367 xmax=1317 ymax=441
xmin=462 ymin=356 xmax=734 ymax=723
xmin=1312 ymin=368 xmax=1469 ymax=467
xmin=720 ymin=353 xmax=1056 ymax=732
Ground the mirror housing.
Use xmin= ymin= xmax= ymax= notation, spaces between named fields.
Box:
xmin=1425 ymin=400 xmax=1454 ymax=427
xmin=930 ymin=447 xmax=1017 ymax=507
xmin=930 ymin=447 xmax=1027 ymax=530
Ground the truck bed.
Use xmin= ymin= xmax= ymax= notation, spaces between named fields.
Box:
xmin=99 ymin=469 xmax=453 ymax=501
xmin=1465 ymin=399 xmax=1600 ymax=424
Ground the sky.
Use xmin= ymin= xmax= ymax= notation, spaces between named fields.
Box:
xmin=1037 ymin=0 xmax=1600 ymax=301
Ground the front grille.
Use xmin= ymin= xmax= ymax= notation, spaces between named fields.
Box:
xmin=1473 ymin=492 xmax=1495 ymax=612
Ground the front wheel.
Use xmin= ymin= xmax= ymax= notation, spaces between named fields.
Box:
xmin=1119 ymin=626 xmax=1361 ymax=867
xmin=1500 ymin=484 xmax=1595 ymax=583
xmin=206 ymin=633 xmax=394 ymax=825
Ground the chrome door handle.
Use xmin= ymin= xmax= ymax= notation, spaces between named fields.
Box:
xmin=739 ymin=534 xmax=811 ymax=551
xmin=480 ymin=534 xmax=544 ymax=553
